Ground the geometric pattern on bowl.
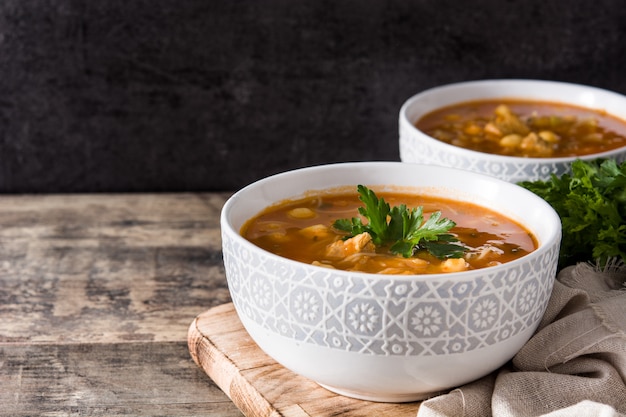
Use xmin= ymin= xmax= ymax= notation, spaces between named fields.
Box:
xmin=223 ymin=230 xmax=560 ymax=357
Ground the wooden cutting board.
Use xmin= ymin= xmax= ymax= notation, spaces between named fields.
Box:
xmin=188 ymin=303 xmax=422 ymax=417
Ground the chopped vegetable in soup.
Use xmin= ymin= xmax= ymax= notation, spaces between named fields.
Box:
xmin=416 ymin=100 xmax=626 ymax=158
xmin=241 ymin=186 xmax=537 ymax=275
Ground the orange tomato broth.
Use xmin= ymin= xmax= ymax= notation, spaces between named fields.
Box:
xmin=241 ymin=188 xmax=537 ymax=275
xmin=415 ymin=99 xmax=626 ymax=158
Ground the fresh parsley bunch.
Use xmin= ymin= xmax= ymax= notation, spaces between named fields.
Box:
xmin=519 ymin=159 xmax=626 ymax=268
xmin=333 ymin=185 xmax=466 ymax=259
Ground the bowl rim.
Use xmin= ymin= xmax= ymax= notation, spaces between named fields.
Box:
xmin=221 ymin=161 xmax=562 ymax=282
xmin=399 ymin=78 xmax=626 ymax=164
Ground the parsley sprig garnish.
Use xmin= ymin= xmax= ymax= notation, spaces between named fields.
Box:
xmin=333 ymin=185 xmax=466 ymax=259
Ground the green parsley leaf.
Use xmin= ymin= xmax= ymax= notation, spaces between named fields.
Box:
xmin=518 ymin=158 xmax=626 ymax=268
xmin=332 ymin=185 xmax=466 ymax=259
xmin=356 ymin=184 xmax=391 ymax=245
xmin=420 ymin=234 xmax=468 ymax=259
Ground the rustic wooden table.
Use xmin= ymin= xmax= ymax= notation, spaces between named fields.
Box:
xmin=0 ymin=193 xmax=245 ymax=416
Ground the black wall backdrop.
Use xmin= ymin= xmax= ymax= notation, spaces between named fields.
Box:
xmin=1 ymin=0 xmax=625 ymax=192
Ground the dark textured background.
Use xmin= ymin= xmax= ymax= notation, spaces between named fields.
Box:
xmin=1 ymin=0 xmax=625 ymax=192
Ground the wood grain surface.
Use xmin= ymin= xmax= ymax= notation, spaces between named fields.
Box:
xmin=0 ymin=193 xmax=244 ymax=416
xmin=189 ymin=303 xmax=422 ymax=417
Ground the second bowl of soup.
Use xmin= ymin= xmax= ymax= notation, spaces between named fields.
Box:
xmin=221 ymin=162 xmax=561 ymax=402
xmin=399 ymin=79 xmax=626 ymax=182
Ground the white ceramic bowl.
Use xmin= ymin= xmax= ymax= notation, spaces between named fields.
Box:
xmin=399 ymin=79 xmax=626 ymax=183
xmin=221 ymin=162 xmax=561 ymax=402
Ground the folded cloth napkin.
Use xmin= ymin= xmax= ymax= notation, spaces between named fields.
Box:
xmin=417 ymin=261 xmax=626 ymax=417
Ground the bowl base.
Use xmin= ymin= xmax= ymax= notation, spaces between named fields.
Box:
xmin=317 ymin=382 xmax=446 ymax=403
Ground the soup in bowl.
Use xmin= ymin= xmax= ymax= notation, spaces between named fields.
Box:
xmin=242 ymin=186 xmax=538 ymax=275
xmin=221 ymin=162 xmax=561 ymax=402
xmin=399 ymin=79 xmax=626 ymax=183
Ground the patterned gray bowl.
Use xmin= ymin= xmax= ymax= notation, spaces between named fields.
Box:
xmin=399 ymin=79 xmax=626 ymax=183
xmin=220 ymin=162 xmax=561 ymax=402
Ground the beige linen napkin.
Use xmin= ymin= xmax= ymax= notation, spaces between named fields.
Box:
xmin=417 ymin=262 xmax=626 ymax=417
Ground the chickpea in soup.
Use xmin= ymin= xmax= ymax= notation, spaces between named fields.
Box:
xmin=416 ymin=99 xmax=626 ymax=158
xmin=241 ymin=186 xmax=537 ymax=275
